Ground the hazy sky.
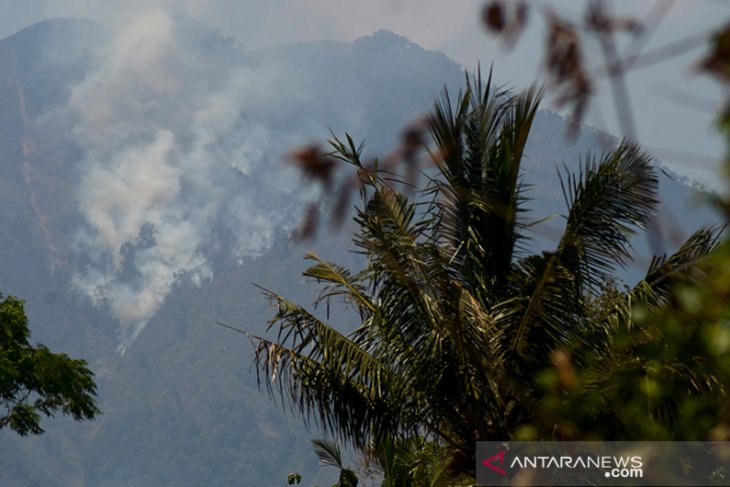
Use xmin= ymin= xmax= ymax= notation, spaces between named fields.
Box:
xmin=2 ymin=0 xmax=729 ymax=188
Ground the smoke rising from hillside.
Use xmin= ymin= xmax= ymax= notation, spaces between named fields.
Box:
xmin=67 ymin=9 xmax=306 ymax=347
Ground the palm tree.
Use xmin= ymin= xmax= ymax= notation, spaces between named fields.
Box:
xmin=246 ymin=72 xmax=720 ymax=479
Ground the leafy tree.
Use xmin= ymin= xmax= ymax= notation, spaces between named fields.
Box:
xmin=247 ymin=73 xmax=718 ymax=480
xmin=0 ymin=293 xmax=100 ymax=435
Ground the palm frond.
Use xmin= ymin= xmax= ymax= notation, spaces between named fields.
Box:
xmin=312 ymin=438 xmax=344 ymax=468
xmin=250 ymin=293 xmax=414 ymax=446
xmin=557 ymin=142 xmax=658 ymax=292
xmin=640 ymin=225 xmax=723 ymax=304
xmin=328 ymin=133 xmax=367 ymax=169
xmin=499 ymin=253 xmax=584 ymax=365
xmin=568 ymin=228 xmax=724 ymax=436
xmin=479 ymin=84 xmax=543 ymax=282
xmin=302 ymin=251 xmax=377 ymax=319
xmin=311 ymin=438 xmax=360 ymax=487
xmin=428 ymin=75 xmax=542 ymax=302
xmin=585 ymin=225 xmax=723 ymax=349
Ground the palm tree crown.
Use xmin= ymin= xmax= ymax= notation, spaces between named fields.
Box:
xmin=247 ymin=73 xmax=720 ymax=479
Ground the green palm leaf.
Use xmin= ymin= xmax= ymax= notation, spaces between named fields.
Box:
xmin=640 ymin=225 xmax=722 ymax=304
xmin=558 ymin=143 xmax=658 ymax=292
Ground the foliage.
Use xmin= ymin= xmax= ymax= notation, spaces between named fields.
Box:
xmin=480 ymin=0 xmax=730 ymax=444
xmin=286 ymin=439 xmax=358 ymax=487
xmin=249 ymin=72 xmax=721 ymax=481
xmin=289 ymin=437 xmax=472 ymax=487
xmin=0 ymin=293 xmax=99 ymax=435
xmin=362 ymin=437 xmax=472 ymax=487
xmin=529 ymin=237 xmax=730 ymax=441
xmin=311 ymin=438 xmax=358 ymax=487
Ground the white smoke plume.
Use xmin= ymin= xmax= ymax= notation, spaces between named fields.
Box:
xmin=67 ymin=9 xmax=308 ymax=348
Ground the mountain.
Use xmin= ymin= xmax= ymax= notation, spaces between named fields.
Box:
xmin=0 ymin=17 xmax=721 ymax=486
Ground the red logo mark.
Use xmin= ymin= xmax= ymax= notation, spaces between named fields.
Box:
xmin=482 ymin=450 xmax=507 ymax=475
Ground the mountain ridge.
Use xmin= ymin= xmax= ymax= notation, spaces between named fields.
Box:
xmin=0 ymin=16 xmax=721 ymax=486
